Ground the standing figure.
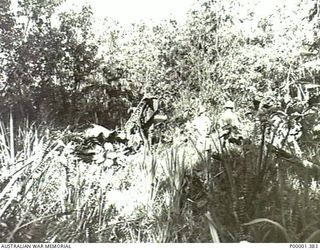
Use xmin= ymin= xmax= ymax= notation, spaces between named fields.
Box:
xmin=124 ymin=95 xmax=160 ymax=150
xmin=189 ymin=105 xmax=213 ymax=153
xmin=218 ymin=101 xmax=242 ymax=149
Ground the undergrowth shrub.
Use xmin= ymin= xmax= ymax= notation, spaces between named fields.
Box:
xmin=0 ymin=120 xmax=319 ymax=243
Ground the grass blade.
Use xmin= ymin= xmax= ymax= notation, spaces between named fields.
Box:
xmin=205 ymin=211 xmax=220 ymax=243
xmin=243 ymin=218 xmax=291 ymax=242
xmin=305 ymin=230 xmax=320 ymax=243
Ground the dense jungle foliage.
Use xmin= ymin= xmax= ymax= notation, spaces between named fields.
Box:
xmin=0 ymin=0 xmax=320 ymax=243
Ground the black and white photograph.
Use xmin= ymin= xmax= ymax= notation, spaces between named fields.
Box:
xmin=0 ymin=0 xmax=320 ymax=245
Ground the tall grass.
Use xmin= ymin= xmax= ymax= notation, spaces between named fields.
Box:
xmin=0 ymin=117 xmax=319 ymax=242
